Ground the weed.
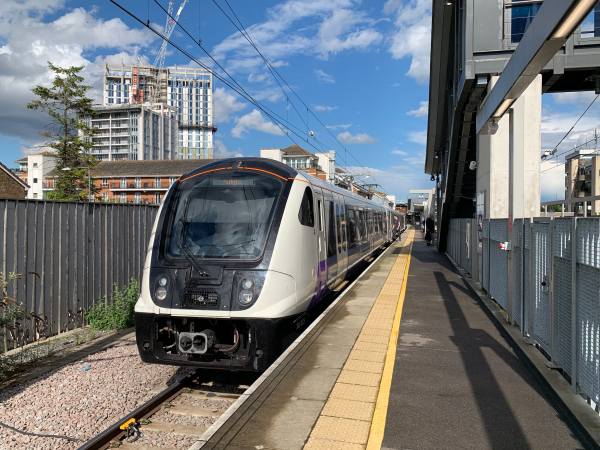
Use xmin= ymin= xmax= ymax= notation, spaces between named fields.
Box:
xmin=87 ymin=279 xmax=140 ymax=330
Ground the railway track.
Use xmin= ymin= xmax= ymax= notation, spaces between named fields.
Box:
xmin=79 ymin=372 xmax=250 ymax=450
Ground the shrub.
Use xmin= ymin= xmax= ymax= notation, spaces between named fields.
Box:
xmin=87 ymin=279 xmax=140 ymax=330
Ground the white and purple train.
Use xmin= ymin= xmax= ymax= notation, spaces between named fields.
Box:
xmin=135 ymin=158 xmax=404 ymax=371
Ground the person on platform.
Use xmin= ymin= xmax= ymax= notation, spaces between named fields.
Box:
xmin=425 ymin=216 xmax=435 ymax=246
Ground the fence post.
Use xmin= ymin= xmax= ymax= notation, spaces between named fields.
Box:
xmin=527 ymin=219 xmax=535 ymax=338
xmin=570 ymin=217 xmax=578 ymax=393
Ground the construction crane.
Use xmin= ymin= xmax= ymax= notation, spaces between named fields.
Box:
xmin=149 ymin=0 xmax=188 ymax=103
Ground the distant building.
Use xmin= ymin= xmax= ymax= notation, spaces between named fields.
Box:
xmin=395 ymin=203 xmax=408 ymax=214
xmin=0 ymin=161 xmax=28 ymax=199
xmin=104 ymin=65 xmax=215 ymax=159
xmin=44 ymin=159 xmax=209 ymax=205
xmin=260 ymin=145 xmax=335 ymax=182
xmin=84 ymin=103 xmax=178 ymax=161
xmin=16 ymin=151 xmax=57 ymax=199
xmin=565 ymin=149 xmax=600 ymax=215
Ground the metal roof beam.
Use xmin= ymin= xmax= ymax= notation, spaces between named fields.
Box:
xmin=476 ymin=0 xmax=597 ymax=134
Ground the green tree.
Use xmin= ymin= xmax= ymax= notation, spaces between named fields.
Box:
xmin=27 ymin=62 xmax=97 ymax=202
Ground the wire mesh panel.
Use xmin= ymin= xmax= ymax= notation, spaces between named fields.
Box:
xmin=482 ymin=220 xmax=490 ymax=292
xmin=532 ymin=220 xmax=551 ymax=353
xmin=552 ymin=218 xmax=572 ymax=374
xmin=512 ymin=219 xmax=523 ymax=326
xmin=576 ymin=218 xmax=600 ymax=404
xmin=523 ymin=221 xmax=532 ymax=336
xmin=488 ymin=219 xmax=508 ymax=309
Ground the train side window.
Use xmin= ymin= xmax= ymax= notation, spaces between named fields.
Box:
xmin=298 ymin=187 xmax=314 ymax=227
xmin=327 ymin=201 xmax=336 ymax=257
xmin=318 ymin=200 xmax=323 ymax=232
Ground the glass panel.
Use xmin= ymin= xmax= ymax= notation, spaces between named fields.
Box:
xmin=511 ymin=1 xmax=542 ymax=43
xmin=167 ymin=172 xmax=283 ymax=259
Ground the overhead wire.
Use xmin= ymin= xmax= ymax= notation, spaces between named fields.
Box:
xmin=212 ymin=0 xmax=376 ymax=185
xmin=542 ymin=93 xmax=599 ymax=162
xmin=109 ymin=0 xmax=324 ymax=155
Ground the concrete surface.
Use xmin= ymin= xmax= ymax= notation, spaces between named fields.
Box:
xmin=382 ymin=236 xmax=584 ymax=450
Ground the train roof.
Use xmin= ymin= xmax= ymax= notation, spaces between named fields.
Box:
xmin=179 ymin=157 xmax=397 ymax=212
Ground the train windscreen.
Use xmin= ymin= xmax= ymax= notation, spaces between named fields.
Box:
xmin=166 ymin=171 xmax=283 ymax=260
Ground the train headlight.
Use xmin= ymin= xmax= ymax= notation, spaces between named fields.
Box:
xmin=238 ymin=290 xmax=254 ymax=306
xmin=241 ymin=278 xmax=254 ymax=290
xmin=154 ymin=275 xmax=169 ymax=302
xmin=155 ymin=286 xmax=168 ymax=301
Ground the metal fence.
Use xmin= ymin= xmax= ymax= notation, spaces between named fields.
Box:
xmin=447 ymin=217 xmax=600 ymax=409
xmin=0 ymin=199 xmax=158 ymax=353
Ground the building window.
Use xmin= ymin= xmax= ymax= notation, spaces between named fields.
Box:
xmin=32 ymin=162 xmax=38 ymax=168
xmin=134 ymin=192 xmax=141 ymax=204
xmin=102 ymin=192 xmax=109 ymax=202
xmin=33 ymin=193 xmax=38 ymax=199
xmin=120 ymin=178 xmax=126 ymax=188
xmin=135 ymin=177 xmax=141 ymax=188
xmin=120 ymin=193 xmax=126 ymax=203
xmin=155 ymin=193 xmax=161 ymax=204
xmin=169 ymin=177 xmax=176 ymax=185
xmin=155 ymin=177 xmax=161 ymax=188
xmin=509 ymin=0 xmax=542 ymax=43
xmin=101 ymin=178 xmax=108 ymax=187
xmin=33 ymin=178 xmax=38 ymax=184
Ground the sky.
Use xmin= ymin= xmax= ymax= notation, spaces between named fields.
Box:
xmin=0 ymin=0 xmax=598 ymax=202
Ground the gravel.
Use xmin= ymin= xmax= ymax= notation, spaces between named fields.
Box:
xmin=0 ymin=333 xmax=194 ymax=450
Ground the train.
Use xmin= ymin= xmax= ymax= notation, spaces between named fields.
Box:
xmin=135 ymin=158 xmax=405 ymax=371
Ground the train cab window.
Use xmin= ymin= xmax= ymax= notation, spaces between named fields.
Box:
xmin=327 ymin=201 xmax=336 ymax=257
xmin=298 ymin=187 xmax=315 ymax=227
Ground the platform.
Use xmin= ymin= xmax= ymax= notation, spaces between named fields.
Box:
xmin=198 ymin=230 xmax=586 ymax=450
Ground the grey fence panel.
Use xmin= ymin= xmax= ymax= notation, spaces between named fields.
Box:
xmin=552 ymin=218 xmax=573 ymax=374
xmin=488 ymin=219 xmax=508 ymax=309
xmin=523 ymin=220 xmax=532 ymax=337
xmin=482 ymin=220 xmax=490 ymax=292
xmin=0 ymin=199 xmax=158 ymax=352
xmin=532 ymin=220 xmax=552 ymax=354
xmin=576 ymin=218 xmax=600 ymax=405
xmin=512 ymin=219 xmax=523 ymax=326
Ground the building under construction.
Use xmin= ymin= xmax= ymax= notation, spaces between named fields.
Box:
xmin=103 ymin=64 xmax=215 ymax=159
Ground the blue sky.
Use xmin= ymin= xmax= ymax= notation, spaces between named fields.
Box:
xmin=0 ymin=0 xmax=435 ymax=201
xmin=1 ymin=1 xmax=595 ymax=201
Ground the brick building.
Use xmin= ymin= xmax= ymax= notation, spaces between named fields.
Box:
xmin=44 ymin=159 xmax=209 ymax=205
xmin=0 ymin=162 xmax=28 ymax=199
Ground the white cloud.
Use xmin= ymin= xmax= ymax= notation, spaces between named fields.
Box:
xmin=327 ymin=123 xmax=352 ymax=130
xmin=384 ymin=0 xmax=432 ymax=83
xmin=407 ymin=101 xmax=428 ymax=117
xmin=214 ymin=87 xmax=247 ymax=123
xmin=211 ymin=0 xmax=382 ymax=78
xmin=540 ymin=160 xmax=566 ymax=201
xmin=337 ymin=131 xmax=376 ymax=144
xmin=214 ymin=139 xmax=244 ymax=158
xmin=408 ymin=130 xmax=427 ymax=145
xmin=232 ymin=109 xmax=285 ymax=138
xmin=345 ymin=159 xmax=432 ymax=201
xmin=549 ymin=92 xmax=597 ymax=105
xmin=391 ymin=149 xmax=408 ymax=156
xmin=0 ymin=4 xmax=156 ymax=141
xmin=314 ymin=104 xmax=338 ymax=112
xmin=314 ymin=69 xmax=335 ymax=84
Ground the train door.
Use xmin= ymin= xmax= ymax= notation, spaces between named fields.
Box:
xmin=336 ymin=194 xmax=349 ymax=276
xmin=324 ymin=195 xmax=338 ymax=285
xmin=314 ymin=188 xmax=327 ymax=296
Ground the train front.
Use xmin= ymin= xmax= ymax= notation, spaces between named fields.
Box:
xmin=135 ymin=159 xmax=297 ymax=372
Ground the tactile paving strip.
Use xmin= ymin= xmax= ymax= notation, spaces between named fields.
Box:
xmin=304 ymin=230 xmax=414 ymax=449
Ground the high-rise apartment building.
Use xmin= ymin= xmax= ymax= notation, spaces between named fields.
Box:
xmin=103 ymin=65 xmax=215 ymax=159
xmin=84 ymin=103 xmax=178 ymax=161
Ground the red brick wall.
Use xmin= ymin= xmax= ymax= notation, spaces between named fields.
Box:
xmin=0 ymin=171 xmax=27 ymax=199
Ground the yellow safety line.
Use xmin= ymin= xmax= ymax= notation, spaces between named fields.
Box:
xmin=366 ymin=230 xmax=414 ymax=450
